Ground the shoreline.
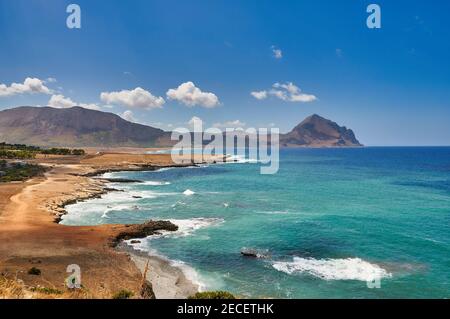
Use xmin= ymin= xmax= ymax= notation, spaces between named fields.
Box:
xmin=117 ymin=242 xmax=199 ymax=299
xmin=0 ymin=152 xmax=223 ymax=299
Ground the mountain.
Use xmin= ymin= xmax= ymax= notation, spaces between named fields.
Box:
xmin=0 ymin=106 xmax=362 ymax=148
xmin=0 ymin=106 xmax=169 ymax=147
xmin=279 ymin=114 xmax=362 ymax=147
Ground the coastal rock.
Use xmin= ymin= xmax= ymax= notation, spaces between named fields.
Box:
xmin=100 ymin=178 xmax=143 ymax=183
xmin=111 ymin=220 xmax=178 ymax=247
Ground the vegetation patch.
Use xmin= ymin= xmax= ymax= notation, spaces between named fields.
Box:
xmin=112 ymin=289 xmax=134 ymax=299
xmin=0 ymin=160 xmax=47 ymax=183
xmin=188 ymin=291 xmax=236 ymax=299
xmin=0 ymin=142 xmax=85 ymax=159
xmin=30 ymin=287 xmax=63 ymax=295
xmin=27 ymin=267 xmax=42 ymax=276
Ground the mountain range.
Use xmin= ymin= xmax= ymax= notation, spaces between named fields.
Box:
xmin=0 ymin=106 xmax=362 ymax=148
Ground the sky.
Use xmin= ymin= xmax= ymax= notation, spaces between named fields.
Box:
xmin=1 ymin=0 xmax=450 ymax=146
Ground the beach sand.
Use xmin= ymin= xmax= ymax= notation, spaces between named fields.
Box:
xmin=0 ymin=152 xmax=222 ymax=298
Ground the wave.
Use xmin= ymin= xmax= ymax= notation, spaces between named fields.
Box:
xmin=224 ymin=155 xmax=258 ymax=164
xmin=183 ymin=189 xmax=195 ymax=196
xmin=272 ymin=257 xmax=392 ymax=282
xmin=141 ymin=181 xmax=171 ymax=186
xmin=101 ymin=204 xmax=140 ymax=219
xmin=161 ymin=217 xmax=224 ymax=238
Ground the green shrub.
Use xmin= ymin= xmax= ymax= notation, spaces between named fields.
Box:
xmin=28 ymin=267 xmax=41 ymax=276
xmin=188 ymin=291 xmax=235 ymax=299
xmin=0 ymin=163 xmax=46 ymax=183
xmin=112 ymin=289 xmax=134 ymax=299
xmin=30 ymin=287 xmax=63 ymax=295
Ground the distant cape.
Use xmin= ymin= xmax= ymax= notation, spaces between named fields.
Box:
xmin=279 ymin=114 xmax=362 ymax=147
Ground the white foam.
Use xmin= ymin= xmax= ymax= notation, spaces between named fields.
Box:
xmin=272 ymin=257 xmax=392 ymax=282
xmin=224 ymin=154 xmax=258 ymax=164
xmin=100 ymin=172 xmax=116 ymax=178
xmin=101 ymin=204 xmax=140 ymax=219
xmin=154 ymin=167 xmax=174 ymax=172
xmin=168 ymin=218 xmax=224 ymax=237
xmin=183 ymin=189 xmax=195 ymax=196
xmin=141 ymin=181 xmax=171 ymax=186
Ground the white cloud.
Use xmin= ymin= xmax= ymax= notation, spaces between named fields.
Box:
xmin=46 ymin=77 xmax=57 ymax=83
xmin=213 ymin=120 xmax=246 ymax=129
xmin=121 ymin=110 xmax=136 ymax=122
xmin=48 ymin=94 xmax=100 ymax=110
xmin=272 ymin=46 xmax=283 ymax=59
xmin=335 ymin=48 xmax=343 ymax=58
xmin=0 ymin=77 xmax=52 ymax=97
xmin=251 ymin=82 xmax=317 ymax=103
xmin=167 ymin=82 xmax=220 ymax=108
xmin=250 ymin=90 xmax=268 ymax=100
xmin=100 ymin=87 xmax=165 ymax=109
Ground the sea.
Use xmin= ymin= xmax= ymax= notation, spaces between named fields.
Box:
xmin=61 ymin=147 xmax=450 ymax=298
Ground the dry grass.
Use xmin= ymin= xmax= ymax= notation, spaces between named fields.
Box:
xmin=0 ymin=276 xmax=94 ymax=299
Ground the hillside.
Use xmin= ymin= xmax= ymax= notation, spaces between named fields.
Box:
xmin=0 ymin=106 xmax=168 ymax=147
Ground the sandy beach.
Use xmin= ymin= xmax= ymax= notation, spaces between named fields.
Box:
xmin=0 ymin=151 xmax=222 ymax=299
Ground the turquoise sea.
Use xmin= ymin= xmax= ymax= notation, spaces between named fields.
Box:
xmin=62 ymin=147 xmax=450 ymax=298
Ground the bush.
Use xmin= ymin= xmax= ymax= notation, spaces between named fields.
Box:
xmin=28 ymin=267 xmax=41 ymax=276
xmin=0 ymin=163 xmax=46 ymax=183
xmin=30 ymin=287 xmax=63 ymax=295
xmin=188 ymin=291 xmax=235 ymax=299
xmin=112 ymin=289 xmax=134 ymax=299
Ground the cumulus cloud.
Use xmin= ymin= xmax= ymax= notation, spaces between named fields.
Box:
xmin=251 ymin=82 xmax=317 ymax=103
xmin=121 ymin=110 xmax=136 ymax=122
xmin=250 ymin=90 xmax=268 ymax=100
xmin=272 ymin=46 xmax=283 ymax=59
xmin=100 ymin=87 xmax=165 ymax=109
xmin=167 ymin=82 xmax=220 ymax=108
xmin=48 ymin=94 xmax=100 ymax=110
xmin=213 ymin=120 xmax=246 ymax=129
xmin=0 ymin=77 xmax=52 ymax=97
xmin=45 ymin=77 xmax=57 ymax=83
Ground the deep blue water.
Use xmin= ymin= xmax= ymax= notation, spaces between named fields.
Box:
xmin=63 ymin=147 xmax=450 ymax=298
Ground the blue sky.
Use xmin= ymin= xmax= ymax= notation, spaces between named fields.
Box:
xmin=1 ymin=0 xmax=449 ymax=146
